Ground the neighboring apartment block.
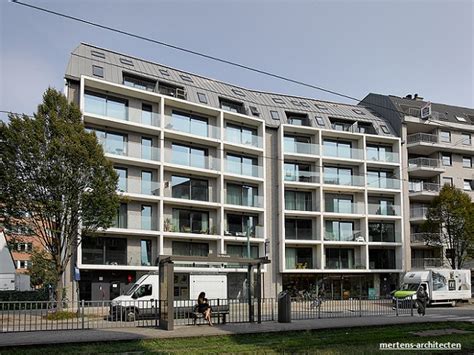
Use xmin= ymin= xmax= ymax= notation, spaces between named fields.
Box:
xmin=65 ymin=43 xmax=404 ymax=300
xmin=361 ymin=93 xmax=474 ymax=272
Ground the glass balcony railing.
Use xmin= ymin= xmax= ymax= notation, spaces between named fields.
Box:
xmin=322 ymin=146 xmax=364 ymax=160
xmin=285 ymin=231 xmax=316 ymax=240
xmin=324 ymin=230 xmax=364 ymax=242
xmin=366 ymin=177 xmax=400 ymax=189
xmin=325 ymin=202 xmax=364 ymax=214
xmin=367 ymin=203 xmax=401 ymax=216
xmin=366 ymin=150 xmax=399 ymax=163
xmin=225 ymin=195 xmax=264 ymax=208
xmin=164 ymin=115 xmax=219 ymax=139
xmin=408 ymin=158 xmax=442 ymax=169
xmin=369 ymin=232 xmax=400 ymax=243
xmin=284 ymin=171 xmax=319 ymax=183
xmin=410 ymin=206 xmax=430 ymax=219
xmin=165 ymin=148 xmax=220 ymax=170
xmin=116 ymin=179 xmax=160 ymax=196
xmin=100 ymin=140 xmax=160 ymax=161
xmin=323 ymin=174 xmax=365 ymax=187
xmin=225 ymin=131 xmax=263 ymax=148
xmin=140 ymin=181 xmax=161 ymax=196
xmin=225 ymin=161 xmax=263 ymax=178
xmin=284 ymin=141 xmax=319 ymax=155
xmin=224 ymin=225 xmax=264 ymax=238
xmin=408 ymin=181 xmax=440 ymax=193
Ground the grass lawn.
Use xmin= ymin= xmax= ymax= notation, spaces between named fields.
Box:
xmin=1 ymin=322 xmax=473 ymax=354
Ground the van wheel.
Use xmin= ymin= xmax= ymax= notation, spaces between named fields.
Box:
xmin=124 ymin=308 xmax=138 ymax=322
xmin=451 ymin=300 xmax=458 ymax=307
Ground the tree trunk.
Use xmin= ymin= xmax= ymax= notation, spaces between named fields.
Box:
xmin=56 ymin=271 xmax=63 ymax=312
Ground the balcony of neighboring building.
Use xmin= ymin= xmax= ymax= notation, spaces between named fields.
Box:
xmin=411 ymin=257 xmax=443 ymax=269
xmin=407 ymin=131 xmax=473 ymax=155
xmin=407 ymin=157 xmax=444 ymax=177
xmin=408 ymin=181 xmax=440 ymax=201
xmin=410 ymin=232 xmax=441 ymax=246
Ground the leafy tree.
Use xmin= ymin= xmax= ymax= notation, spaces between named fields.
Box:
xmin=28 ymin=249 xmax=58 ymax=288
xmin=0 ymin=88 xmax=119 ymax=306
xmin=423 ymin=185 xmax=474 ymax=269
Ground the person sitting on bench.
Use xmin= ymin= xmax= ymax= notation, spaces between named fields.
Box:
xmin=197 ymin=291 xmax=213 ymax=326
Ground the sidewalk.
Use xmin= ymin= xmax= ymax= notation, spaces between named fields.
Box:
xmin=0 ymin=314 xmax=470 ymax=348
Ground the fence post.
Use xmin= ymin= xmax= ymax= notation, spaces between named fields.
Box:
xmin=81 ymin=300 xmax=85 ymax=330
xmin=359 ymin=297 xmax=362 ymax=317
xmin=395 ymin=298 xmax=399 ymax=317
xmin=217 ymin=299 xmax=220 ymax=325
xmin=155 ymin=299 xmax=158 ymax=328
xmin=410 ymin=296 xmax=414 ymax=317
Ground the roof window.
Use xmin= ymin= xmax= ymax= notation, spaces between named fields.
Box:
xmin=92 ymin=65 xmax=104 ymax=78
xmin=249 ymin=106 xmax=260 ymax=116
xmin=231 ymin=89 xmax=245 ymax=97
xmin=456 ymin=116 xmax=467 ymax=122
xmin=197 ymin=92 xmax=208 ymax=104
xmin=380 ymin=125 xmax=390 ymax=134
xmin=270 ymin=110 xmax=280 ymax=120
xmin=315 ymin=116 xmax=325 ymax=126
xmin=180 ymin=74 xmax=193 ymax=83
xmin=119 ymin=58 xmax=133 ymax=66
xmin=272 ymin=97 xmax=285 ymax=104
xmin=159 ymin=69 xmax=170 ymax=76
xmin=91 ymin=50 xmax=105 ymax=59
xmin=352 ymin=108 xmax=365 ymax=115
xmin=315 ymin=103 xmax=328 ymax=110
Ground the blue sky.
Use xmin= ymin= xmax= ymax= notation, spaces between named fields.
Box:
xmin=0 ymin=0 xmax=473 ymax=122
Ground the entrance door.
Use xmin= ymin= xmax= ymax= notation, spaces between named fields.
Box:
xmin=110 ymin=281 xmax=121 ymax=299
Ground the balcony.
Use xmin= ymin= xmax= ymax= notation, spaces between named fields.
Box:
xmin=369 ymin=232 xmax=400 ymax=243
xmin=367 ymin=204 xmax=401 ymax=216
xmin=164 ymin=115 xmax=219 ymax=139
xmin=408 ymin=158 xmax=444 ymax=177
xmin=158 ymin=85 xmax=187 ymax=100
xmin=410 ymin=233 xmax=440 ymax=244
xmin=284 ymin=170 xmax=319 ymax=184
xmin=366 ymin=150 xmax=399 ymax=164
xmin=225 ymin=161 xmax=263 ymax=179
xmin=323 ymin=174 xmax=365 ymax=187
xmin=225 ymin=194 xmax=264 ymax=208
xmin=117 ymin=179 xmax=160 ymax=197
xmin=225 ymin=131 xmax=262 ymax=149
xmin=224 ymin=225 xmax=264 ymax=239
xmin=407 ymin=133 xmax=473 ymax=155
xmin=410 ymin=206 xmax=429 ymax=222
xmin=411 ymin=257 xmax=443 ymax=269
xmin=284 ymin=141 xmax=319 ymax=155
xmin=325 ymin=202 xmax=365 ymax=215
xmin=408 ymin=181 xmax=440 ymax=201
xmin=324 ymin=230 xmax=364 ymax=242
xmin=101 ymin=140 xmax=160 ymax=163
xmin=322 ymin=146 xmax=364 ymax=160
xmin=165 ymin=148 xmax=220 ymax=171
xmin=366 ymin=177 xmax=400 ymax=190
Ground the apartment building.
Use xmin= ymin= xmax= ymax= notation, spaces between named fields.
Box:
xmin=361 ymin=93 xmax=474 ymax=272
xmin=65 ymin=43 xmax=403 ymax=300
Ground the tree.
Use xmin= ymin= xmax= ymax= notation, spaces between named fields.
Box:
xmin=29 ymin=249 xmax=59 ymax=288
xmin=0 ymin=88 xmax=119 ymax=306
xmin=423 ymin=185 xmax=474 ymax=269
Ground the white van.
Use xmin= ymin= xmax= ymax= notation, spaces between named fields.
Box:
xmin=110 ymin=272 xmax=227 ymax=321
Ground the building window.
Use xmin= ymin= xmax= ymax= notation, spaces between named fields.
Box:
xmin=442 ymin=153 xmax=452 ymax=166
xmin=88 ymin=129 xmax=127 ymax=156
xmin=463 ymin=156 xmax=472 ymax=168
xmin=219 ymin=98 xmax=245 ymax=114
xmin=114 ymin=167 xmax=127 ymax=192
xmin=141 ymin=171 xmax=154 ymax=195
xmin=315 ymin=116 xmax=325 ymax=126
xmin=140 ymin=240 xmax=152 ymax=266
xmin=170 ymin=110 xmax=209 ymax=137
xmin=442 ymin=177 xmax=453 ymax=186
xmin=325 ymin=194 xmax=353 ymax=214
xmin=464 ymin=180 xmax=473 ymax=191
xmin=326 ymin=248 xmax=354 ymax=269
xmin=197 ymin=92 xmax=208 ymax=104
xmin=159 ymin=69 xmax=169 ymax=76
xmin=367 ymin=170 xmax=397 ymax=189
xmin=367 ymin=145 xmax=394 ymax=162
xmin=315 ymin=103 xmax=328 ymax=110
xmin=172 ymin=241 xmax=209 ymax=257
xmin=180 ymin=74 xmax=193 ymax=83
xmin=141 ymin=205 xmax=152 ymax=230
xmin=369 ymin=248 xmax=396 ymax=269
xmin=92 ymin=65 xmax=104 ymax=78
xmin=171 ymin=175 xmax=208 ymax=201
xmin=172 ymin=209 xmax=209 ymax=234
xmin=226 ymin=123 xmax=258 ymax=147
xmin=226 ymin=184 xmax=258 ymax=207
xmin=141 ymin=104 xmax=153 ymax=125
xmin=226 ymin=153 xmax=259 ymax=177
xmin=158 ymin=82 xmax=186 ymax=99
xmin=226 ymin=214 xmax=258 ymax=237
xmin=323 ymin=166 xmax=353 ymax=185
xmin=324 ymin=139 xmax=352 ymax=159
xmin=368 ymin=222 xmax=396 ymax=242
xmin=352 ymin=108 xmax=365 ymax=115
xmin=113 ymin=203 xmax=128 ymax=228
xmin=330 ymin=118 xmax=354 ymax=131
xmin=440 ymin=130 xmax=451 ymax=143
xmin=380 ymin=125 xmax=390 ymax=134
xmin=172 ymin=144 xmax=207 ymax=169
xmin=82 ymin=236 xmax=127 ymax=265
xmin=270 ymin=110 xmax=279 ymax=120
xmin=141 ymin=137 xmax=155 ymax=161
xmin=123 ymin=73 xmax=156 ymax=91
xmin=227 ymin=244 xmax=258 ymax=258
xmin=16 ymin=242 xmax=33 ymax=252
xmin=284 ymin=162 xmax=313 ymax=183
xmin=287 ymin=116 xmax=308 ymax=126
xmin=462 ymin=133 xmax=472 ymax=145
xmin=284 ymin=190 xmax=312 ymax=211
xmin=325 ymin=221 xmax=355 ymax=241
xmin=249 ymin=106 xmax=260 ymax=116
xmin=84 ymin=91 xmax=128 ymax=120
xmin=285 ymin=248 xmax=313 ymax=269
xmin=272 ymin=97 xmax=285 ymax=104
xmin=232 ymin=89 xmax=245 ymax=97
xmin=285 ymin=219 xmax=313 ymax=240
xmin=284 ymin=135 xmax=313 ymax=154
xmin=17 ymin=260 xmax=31 ymax=269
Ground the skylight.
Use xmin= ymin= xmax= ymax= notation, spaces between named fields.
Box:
xmin=180 ymin=75 xmax=193 ymax=83
xmin=352 ymin=109 xmax=365 ymax=115
xmin=92 ymin=65 xmax=104 ymax=78
xmin=159 ymin=69 xmax=170 ymax=76
xmin=272 ymin=97 xmax=285 ymax=104
xmin=91 ymin=50 xmax=105 ymax=59
xmin=232 ymin=89 xmax=245 ymax=97
xmin=315 ymin=103 xmax=328 ymax=110
xmin=380 ymin=125 xmax=390 ymax=134
xmin=315 ymin=116 xmax=325 ymax=126
xmin=456 ymin=116 xmax=467 ymax=122
xmin=119 ymin=58 xmax=134 ymax=66
xmin=197 ymin=92 xmax=208 ymax=104
xmin=270 ymin=110 xmax=280 ymax=120
xmin=249 ymin=106 xmax=260 ymax=116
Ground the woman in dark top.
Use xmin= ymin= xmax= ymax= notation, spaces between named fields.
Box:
xmin=197 ymin=291 xmax=213 ymax=326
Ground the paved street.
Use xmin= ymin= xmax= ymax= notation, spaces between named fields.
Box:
xmin=0 ymin=303 xmax=473 ymax=348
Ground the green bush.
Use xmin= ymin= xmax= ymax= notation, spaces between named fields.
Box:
xmin=0 ymin=289 xmax=49 ymax=310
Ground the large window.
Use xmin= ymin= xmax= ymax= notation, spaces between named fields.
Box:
xmin=220 ymin=98 xmax=245 ymax=114
xmin=171 ymin=175 xmax=208 ymax=201
xmin=368 ymin=197 xmax=395 ymax=215
xmin=326 ymin=248 xmax=354 ymax=269
xmin=323 ymin=140 xmax=352 ymax=159
xmin=172 ymin=144 xmax=207 ymax=169
xmin=325 ymin=194 xmax=353 ymax=213
xmin=170 ymin=110 xmax=209 ymax=137
xmin=226 ymin=123 xmax=258 ymax=146
xmin=284 ymin=162 xmax=313 ymax=182
xmin=141 ymin=171 xmax=154 ymax=195
xmin=367 ymin=170 xmax=396 ymax=189
xmin=226 ymin=154 xmax=259 ymax=177
xmin=141 ymin=205 xmax=152 ymax=230
xmin=369 ymin=222 xmax=396 ymax=242
xmin=84 ymin=91 xmax=128 ymax=120
xmin=284 ymin=190 xmax=312 ymax=211
xmin=325 ymin=221 xmax=355 ymax=241
xmin=141 ymin=104 xmax=153 ymax=125
xmin=89 ymin=128 xmax=127 ymax=156
xmin=463 ymin=156 xmax=472 ymax=168
xmin=226 ymin=214 xmax=258 ymax=237
xmin=369 ymin=248 xmax=396 ymax=269
xmin=172 ymin=241 xmax=209 ymax=257
xmin=283 ymin=135 xmax=313 ymax=154
xmin=82 ymin=236 xmax=127 ymax=265
xmin=226 ymin=184 xmax=258 ymax=207
xmin=141 ymin=240 xmax=152 ymax=266
xmin=227 ymin=244 xmax=259 ymax=258
xmin=141 ymin=137 xmax=156 ymax=160
xmin=113 ymin=203 xmax=127 ymax=228
xmin=285 ymin=248 xmax=313 ymax=269
xmin=324 ymin=166 xmax=352 ymax=185
xmin=367 ymin=145 xmax=393 ymax=162
xmin=123 ymin=73 xmax=156 ymax=91
xmin=285 ymin=219 xmax=313 ymax=240
xmin=173 ymin=209 xmax=209 ymax=234
xmin=114 ymin=167 xmax=127 ymax=192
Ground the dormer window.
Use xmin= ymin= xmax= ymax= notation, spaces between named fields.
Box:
xmin=158 ymin=81 xmax=186 ymax=99
xmin=123 ymin=73 xmax=156 ymax=92
xmin=220 ymin=98 xmax=246 ymax=114
xmin=286 ymin=112 xmax=309 ymax=126
xmin=330 ymin=118 xmax=355 ymax=132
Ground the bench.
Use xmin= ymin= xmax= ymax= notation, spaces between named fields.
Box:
xmin=190 ymin=309 xmax=229 ymax=325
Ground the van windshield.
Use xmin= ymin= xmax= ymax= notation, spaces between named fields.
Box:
xmin=126 ymin=284 xmax=140 ymax=296
xmin=401 ymin=283 xmax=419 ymax=291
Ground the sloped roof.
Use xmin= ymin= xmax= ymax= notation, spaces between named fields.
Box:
xmin=65 ymin=43 xmax=397 ymax=136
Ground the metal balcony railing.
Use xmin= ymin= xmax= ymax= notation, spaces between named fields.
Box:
xmin=408 ymin=158 xmax=441 ymax=169
xmin=411 ymin=258 xmax=443 ymax=269
xmin=410 ymin=206 xmax=430 ymax=219
xmin=407 ymin=133 xmax=438 ymax=144
xmin=408 ymin=181 xmax=440 ymax=193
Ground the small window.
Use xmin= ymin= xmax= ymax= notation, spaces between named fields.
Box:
xmin=270 ymin=110 xmax=280 ymax=120
xmin=442 ymin=153 xmax=452 ymax=166
xmin=315 ymin=116 xmax=325 ymax=126
xmin=197 ymin=92 xmax=208 ymax=104
xmin=315 ymin=103 xmax=328 ymax=110
xmin=272 ymin=97 xmax=285 ymax=104
xmin=464 ymin=180 xmax=473 ymax=191
xmin=462 ymin=133 xmax=471 ymax=145
xmin=232 ymin=89 xmax=245 ymax=97
xmin=159 ymin=69 xmax=170 ymax=76
xmin=290 ymin=100 xmax=301 ymax=106
xmin=456 ymin=116 xmax=467 ymax=122
xmin=92 ymin=65 xmax=104 ymax=78
xmin=91 ymin=50 xmax=105 ymax=59
xmin=119 ymin=58 xmax=133 ymax=66
xmin=249 ymin=106 xmax=260 ymax=116
xmin=352 ymin=108 xmax=365 ymax=115
xmin=463 ymin=156 xmax=472 ymax=168
xmin=300 ymin=101 xmax=309 ymax=108
xmin=180 ymin=74 xmax=193 ymax=83
xmin=443 ymin=177 xmax=453 ymax=186
xmin=440 ymin=130 xmax=451 ymax=143
xmin=380 ymin=125 xmax=390 ymax=134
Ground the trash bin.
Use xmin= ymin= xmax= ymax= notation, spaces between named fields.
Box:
xmin=278 ymin=291 xmax=291 ymax=323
